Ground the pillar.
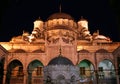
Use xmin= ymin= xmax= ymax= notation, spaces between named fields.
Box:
xmin=23 ymin=70 xmax=28 ymax=84
xmin=3 ymin=70 xmax=7 ymax=84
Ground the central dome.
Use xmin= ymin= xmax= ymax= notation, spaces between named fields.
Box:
xmin=48 ymin=55 xmax=73 ymax=65
xmin=48 ymin=12 xmax=74 ymax=20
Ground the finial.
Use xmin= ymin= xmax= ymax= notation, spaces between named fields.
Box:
xmin=97 ymin=30 xmax=99 ymax=35
xmin=23 ymin=30 xmax=25 ymax=34
xmin=59 ymin=4 xmax=61 ymax=13
xmin=37 ymin=16 xmax=41 ymax=20
xmin=81 ymin=16 xmax=84 ymax=20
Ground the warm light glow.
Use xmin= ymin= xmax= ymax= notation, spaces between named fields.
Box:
xmin=78 ymin=20 xmax=88 ymax=29
xmin=34 ymin=20 xmax=43 ymax=29
xmin=77 ymin=46 xmax=84 ymax=51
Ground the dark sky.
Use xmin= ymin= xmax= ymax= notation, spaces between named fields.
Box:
xmin=0 ymin=0 xmax=120 ymax=42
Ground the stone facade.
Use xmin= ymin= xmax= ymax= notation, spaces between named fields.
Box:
xmin=0 ymin=12 xmax=120 ymax=84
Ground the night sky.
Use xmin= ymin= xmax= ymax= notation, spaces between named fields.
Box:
xmin=0 ymin=0 xmax=120 ymax=42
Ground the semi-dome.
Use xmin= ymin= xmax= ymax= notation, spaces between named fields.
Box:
xmin=48 ymin=55 xmax=73 ymax=65
xmin=48 ymin=12 xmax=74 ymax=20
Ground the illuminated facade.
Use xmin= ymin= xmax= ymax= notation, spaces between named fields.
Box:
xmin=0 ymin=12 xmax=120 ymax=84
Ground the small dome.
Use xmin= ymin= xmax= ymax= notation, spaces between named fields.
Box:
xmin=48 ymin=55 xmax=73 ymax=65
xmin=48 ymin=12 xmax=74 ymax=20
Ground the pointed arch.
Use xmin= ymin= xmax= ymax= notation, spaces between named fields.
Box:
xmin=78 ymin=49 xmax=89 ymax=53
xmin=27 ymin=60 xmax=44 ymax=73
xmin=96 ymin=49 xmax=108 ymax=53
xmin=99 ymin=59 xmax=114 ymax=70
xmin=98 ymin=59 xmax=116 ymax=79
xmin=27 ymin=60 xmax=44 ymax=84
xmin=14 ymin=49 xmax=26 ymax=53
xmin=28 ymin=60 xmax=44 ymax=68
xmin=78 ymin=59 xmax=94 ymax=68
xmin=78 ymin=59 xmax=95 ymax=79
xmin=32 ymin=49 xmax=44 ymax=53
xmin=6 ymin=60 xmax=24 ymax=84
xmin=9 ymin=49 xmax=26 ymax=53
xmin=7 ymin=60 xmax=23 ymax=76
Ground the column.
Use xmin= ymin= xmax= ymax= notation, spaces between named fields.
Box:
xmin=3 ymin=70 xmax=7 ymax=84
xmin=23 ymin=70 xmax=27 ymax=84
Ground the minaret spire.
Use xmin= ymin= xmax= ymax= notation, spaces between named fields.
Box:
xmin=97 ymin=30 xmax=99 ymax=35
xmin=80 ymin=16 xmax=84 ymax=20
xmin=38 ymin=16 xmax=40 ymax=19
xmin=59 ymin=4 xmax=61 ymax=13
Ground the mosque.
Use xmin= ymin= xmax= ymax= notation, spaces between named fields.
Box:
xmin=0 ymin=10 xmax=120 ymax=84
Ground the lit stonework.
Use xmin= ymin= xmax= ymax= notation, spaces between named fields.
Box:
xmin=0 ymin=11 xmax=120 ymax=84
